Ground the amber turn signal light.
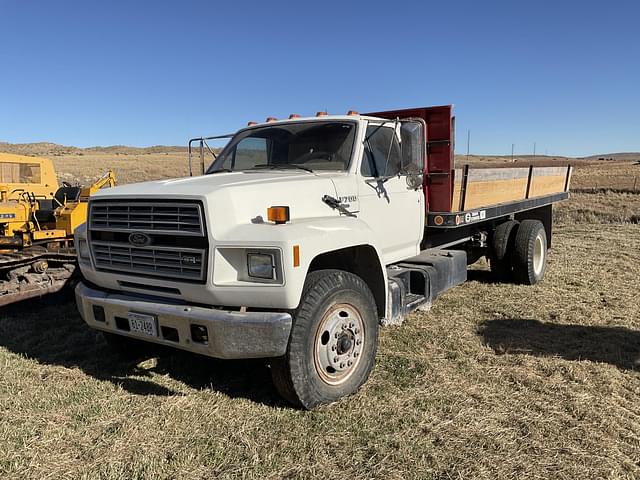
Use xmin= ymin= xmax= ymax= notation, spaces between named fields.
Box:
xmin=267 ymin=206 xmax=290 ymax=224
xmin=293 ymin=244 xmax=300 ymax=267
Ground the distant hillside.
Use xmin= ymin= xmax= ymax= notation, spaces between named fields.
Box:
xmin=580 ymin=152 xmax=640 ymax=162
xmin=0 ymin=142 xmax=187 ymax=157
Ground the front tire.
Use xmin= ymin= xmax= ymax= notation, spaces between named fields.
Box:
xmin=271 ymin=270 xmax=379 ymax=409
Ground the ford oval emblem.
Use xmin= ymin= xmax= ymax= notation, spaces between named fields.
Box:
xmin=129 ymin=232 xmax=151 ymax=247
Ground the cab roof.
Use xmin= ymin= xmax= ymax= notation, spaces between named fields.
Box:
xmin=243 ymin=113 xmax=388 ymax=130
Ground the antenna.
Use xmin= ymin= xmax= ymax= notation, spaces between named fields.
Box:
xmin=511 ymin=143 xmax=515 ymax=163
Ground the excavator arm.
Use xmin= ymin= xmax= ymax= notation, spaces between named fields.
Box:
xmin=79 ymin=170 xmax=116 ymax=200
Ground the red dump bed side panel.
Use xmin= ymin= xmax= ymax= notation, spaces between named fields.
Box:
xmin=364 ymin=105 xmax=455 ymax=212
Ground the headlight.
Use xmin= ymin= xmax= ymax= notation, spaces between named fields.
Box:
xmin=78 ymin=239 xmax=90 ymax=260
xmin=247 ymin=253 xmax=275 ymax=279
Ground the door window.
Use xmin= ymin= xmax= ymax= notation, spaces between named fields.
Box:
xmin=361 ymin=125 xmax=401 ymax=178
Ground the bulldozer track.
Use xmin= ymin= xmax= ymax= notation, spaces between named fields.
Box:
xmin=0 ymin=247 xmax=78 ymax=306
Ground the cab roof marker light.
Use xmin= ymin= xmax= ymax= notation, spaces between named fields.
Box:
xmin=289 ymin=113 xmax=301 ymax=119
xmin=247 ymin=121 xmax=258 ymax=126
xmin=316 ymin=111 xmax=328 ymax=117
xmin=347 ymin=110 xmax=359 ymax=116
xmin=266 ymin=116 xmax=278 ymax=122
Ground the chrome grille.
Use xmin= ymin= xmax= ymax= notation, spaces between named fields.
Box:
xmin=88 ymin=200 xmax=208 ymax=283
xmin=91 ymin=241 xmax=205 ymax=281
xmin=89 ymin=202 xmax=204 ymax=235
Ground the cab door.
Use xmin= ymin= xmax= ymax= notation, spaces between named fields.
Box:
xmin=356 ymin=120 xmax=425 ymax=264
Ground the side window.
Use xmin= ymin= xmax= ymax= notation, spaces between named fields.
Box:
xmin=361 ymin=125 xmax=401 ymax=178
xmin=231 ymin=137 xmax=268 ymax=169
xmin=1 ymin=163 xmax=19 ymax=183
xmin=20 ymin=163 xmax=41 ymax=183
xmin=0 ymin=162 xmax=41 ymax=183
xmin=400 ymin=121 xmax=424 ymax=174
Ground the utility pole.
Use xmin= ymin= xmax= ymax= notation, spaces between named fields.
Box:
xmin=511 ymin=143 xmax=515 ymax=163
xmin=466 ymin=130 xmax=470 ymax=163
xmin=533 ymin=142 xmax=536 ymax=161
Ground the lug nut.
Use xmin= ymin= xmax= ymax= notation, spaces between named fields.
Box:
xmin=340 ymin=362 xmax=346 ymax=368
xmin=347 ymin=360 xmax=353 ymax=367
xmin=349 ymin=322 xmax=355 ymax=328
xmin=335 ymin=332 xmax=339 ymax=338
xmin=356 ymin=339 xmax=362 ymax=345
xmin=333 ymin=356 xmax=339 ymax=363
xmin=331 ymin=345 xmax=336 ymax=351
xmin=354 ymin=328 xmax=360 ymax=334
xmin=354 ymin=351 xmax=359 ymax=357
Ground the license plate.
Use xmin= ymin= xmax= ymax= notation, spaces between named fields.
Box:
xmin=128 ymin=312 xmax=158 ymax=337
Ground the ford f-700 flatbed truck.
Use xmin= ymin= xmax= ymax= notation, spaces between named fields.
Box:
xmin=74 ymin=105 xmax=571 ymax=408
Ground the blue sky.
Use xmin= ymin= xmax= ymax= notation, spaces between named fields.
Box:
xmin=1 ymin=0 xmax=638 ymax=156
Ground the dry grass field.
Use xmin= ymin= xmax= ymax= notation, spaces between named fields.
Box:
xmin=0 ymin=144 xmax=639 ymax=479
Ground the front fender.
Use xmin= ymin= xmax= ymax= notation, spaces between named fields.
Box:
xmin=223 ymin=216 xmax=387 ymax=309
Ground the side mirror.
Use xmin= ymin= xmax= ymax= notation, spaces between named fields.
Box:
xmin=406 ymin=172 xmax=424 ymax=190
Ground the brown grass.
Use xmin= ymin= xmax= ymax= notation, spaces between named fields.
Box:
xmin=51 ymin=152 xmax=192 ymax=186
xmin=0 ymin=145 xmax=639 ymax=479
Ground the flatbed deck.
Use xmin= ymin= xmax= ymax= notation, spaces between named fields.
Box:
xmin=426 ymin=191 xmax=569 ymax=228
xmin=426 ymin=165 xmax=572 ymax=228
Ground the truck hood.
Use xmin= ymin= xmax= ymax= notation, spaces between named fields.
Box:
xmin=92 ymin=171 xmax=346 ymax=237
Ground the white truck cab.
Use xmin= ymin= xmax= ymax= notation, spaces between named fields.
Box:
xmin=75 ymin=106 xmax=569 ymax=408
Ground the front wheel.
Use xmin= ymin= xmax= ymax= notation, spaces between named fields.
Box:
xmin=270 ymin=270 xmax=379 ymax=409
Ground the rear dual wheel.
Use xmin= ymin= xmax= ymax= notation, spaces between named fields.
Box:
xmin=489 ymin=220 xmax=519 ymax=281
xmin=489 ymin=219 xmax=547 ymax=285
xmin=512 ymin=219 xmax=547 ymax=285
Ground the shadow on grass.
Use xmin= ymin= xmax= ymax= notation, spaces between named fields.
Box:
xmin=466 ymin=269 xmax=497 ymax=284
xmin=0 ymin=291 xmax=286 ymax=406
xmin=480 ymin=318 xmax=640 ymax=370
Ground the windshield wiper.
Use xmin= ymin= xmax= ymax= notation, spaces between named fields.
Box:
xmin=251 ymin=164 xmax=314 ymax=173
xmin=207 ymin=168 xmax=233 ymax=174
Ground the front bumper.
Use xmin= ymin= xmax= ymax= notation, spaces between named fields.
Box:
xmin=75 ymin=282 xmax=292 ymax=359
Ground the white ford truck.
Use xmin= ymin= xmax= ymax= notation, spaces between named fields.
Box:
xmin=75 ymin=105 xmax=570 ymax=408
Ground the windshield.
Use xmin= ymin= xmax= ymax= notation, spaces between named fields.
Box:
xmin=206 ymin=121 xmax=356 ymax=173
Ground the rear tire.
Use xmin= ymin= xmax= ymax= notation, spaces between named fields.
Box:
xmin=511 ymin=219 xmax=547 ymax=285
xmin=489 ymin=220 xmax=519 ymax=282
xmin=270 ymin=270 xmax=379 ymax=409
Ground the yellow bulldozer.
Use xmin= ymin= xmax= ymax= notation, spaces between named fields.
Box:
xmin=0 ymin=152 xmax=116 ymax=306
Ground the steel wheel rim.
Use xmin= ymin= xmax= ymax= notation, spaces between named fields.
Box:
xmin=314 ymin=303 xmax=365 ymax=385
xmin=533 ymin=233 xmax=544 ymax=276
